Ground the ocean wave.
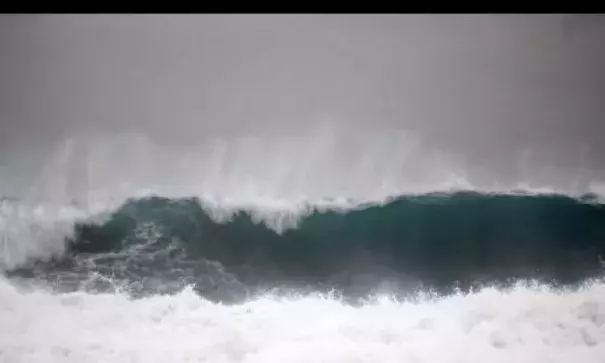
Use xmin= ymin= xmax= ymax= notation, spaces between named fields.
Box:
xmin=4 ymin=191 xmax=605 ymax=301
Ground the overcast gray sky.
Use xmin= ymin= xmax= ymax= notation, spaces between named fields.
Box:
xmin=1 ymin=14 xmax=604 ymax=194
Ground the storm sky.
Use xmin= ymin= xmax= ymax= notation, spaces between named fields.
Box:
xmin=1 ymin=14 xmax=604 ymax=193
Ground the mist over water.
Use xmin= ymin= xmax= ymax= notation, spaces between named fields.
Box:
xmin=1 ymin=14 xmax=605 ymax=189
xmin=2 ymin=14 xmax=605 ymax=362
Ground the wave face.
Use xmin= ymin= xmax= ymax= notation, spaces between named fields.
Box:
xmin=8 ymin=191 xmax=605 ymax=302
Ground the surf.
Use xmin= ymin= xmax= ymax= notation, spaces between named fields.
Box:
xmin=2 ymin=276 xmax=605 ymax=363
xmin=3 ymin=191 xmax=604 ymax=303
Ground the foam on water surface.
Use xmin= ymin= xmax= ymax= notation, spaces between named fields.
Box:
xmin=2 ymin=278 xmax=605 ymax=363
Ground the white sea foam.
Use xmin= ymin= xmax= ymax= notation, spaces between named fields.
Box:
xmin=1 ymin=278 xmax=604 ymax=363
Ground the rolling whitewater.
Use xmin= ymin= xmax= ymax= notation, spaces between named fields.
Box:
xmin=2 ymin=186 xmax=605 ymax=362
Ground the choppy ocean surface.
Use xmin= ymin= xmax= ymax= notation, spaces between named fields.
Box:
xmin=2 ymin=187 xmax=605 ymax=362
xmin=4 ymin=12 xmax=605 ymax=363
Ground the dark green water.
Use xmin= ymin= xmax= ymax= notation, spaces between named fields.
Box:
xmin=10 ymin=191 xmax=605 ymax=301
